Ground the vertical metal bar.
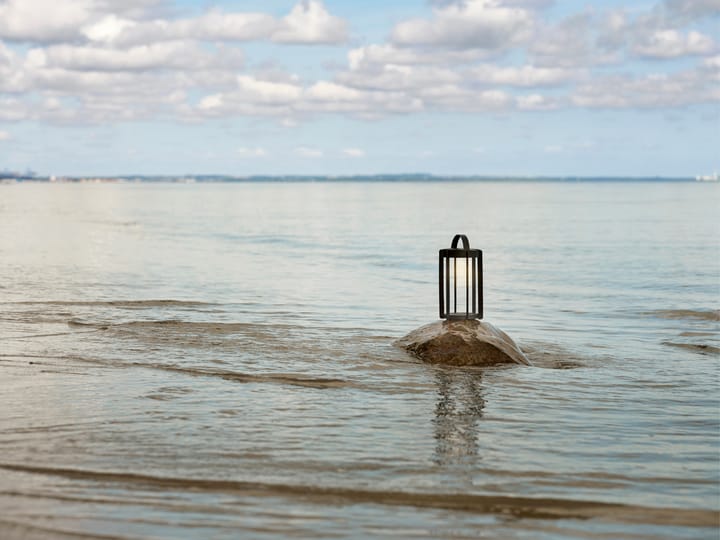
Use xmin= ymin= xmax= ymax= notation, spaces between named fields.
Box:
xmin=479 ymin=252 xmax=483 ymax=319
xmin=445 ymin=256 xmax=450 ymax=316
xmin=465 ymin=257 xmax=469 ymax=317
xmin=438 ymin=254 xmax=444 ymax=319
xmin=453 ymin=257 xmax=457 ymax=313
xmin=471 ymin=255 xmax=476 ymax=316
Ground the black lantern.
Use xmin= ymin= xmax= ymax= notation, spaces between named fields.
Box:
xmin=439 ymin=234 xmax=483 ymax=320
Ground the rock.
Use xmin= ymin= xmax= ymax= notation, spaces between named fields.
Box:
xmin=395 ymin=319 xmax=531 ymax=367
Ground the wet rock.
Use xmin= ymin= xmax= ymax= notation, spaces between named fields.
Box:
xmin=395 ymin=319 xmax=531 ymax=367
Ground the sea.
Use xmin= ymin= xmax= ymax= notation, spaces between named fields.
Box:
xmin=1 ymin=180 xmax=718 ymax=539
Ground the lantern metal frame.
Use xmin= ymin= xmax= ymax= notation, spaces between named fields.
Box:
xmin=439 ymin=234 xmax=483 ymax=320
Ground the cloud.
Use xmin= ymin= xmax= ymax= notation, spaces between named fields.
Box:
xmin=342 ymin=148 xmax=365 ymax=157
xmin=237 ymin=147 xmax=267 ymax=157
xmin=664 ymin=0 xmax=720 ymax=22
xmin=295 ymin=146 xmax=323 ymax=158
xmin=193 ymin=73 xmax=424 ymax=119
xmin=391 ymin=0 xmax=534 ymax=50
xmin=31 ymin=41 xmax=244 ymax=72
xmin=703 ymin=54 xmax=720 ymax=75
xmin=271 ymin=0 xmax=348 ymax=44
xmin=470 ymin=63 xmax=577 ymax=86
xmin=0 ymin=0 xmax=96 ymax=43
xmin=633 ymin=29 xmax=715 ymax=59
xmin=530 ymin=12 xmax=620 ymax=68
xmin=306 ymin=81 xmax=363 ymax=101
xmin=0 ymin=0 xmax=347 ymax=45
xmin=416 ymin=85 xmax=513 ymax=111
xmin=338 ymin=63 xmax=461 ymax=92
xmin=571 ymin=67 xmax=719 ymax=109
xmin=99 ymin=11 xmax=278 ymax=46
xmin=0 ymin=97 xmax=28 ymax=121
xmin=348 ymin=44 xmax=493 ymax=72
xmin=516 ymin=93 xmax=559 ymax=110
xmin=1 ymin=0 xmax=718 ymax=128
xmin=0 ymin=130 xmax=10 ymax=140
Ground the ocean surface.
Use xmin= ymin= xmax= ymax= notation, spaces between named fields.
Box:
xmin=1 ymin=180 xmax=718 ymax=539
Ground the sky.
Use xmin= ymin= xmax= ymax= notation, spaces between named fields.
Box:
xmin=0 ymin=0 xmax=718 ymax=176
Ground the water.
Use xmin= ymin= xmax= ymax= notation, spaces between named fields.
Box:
xmin=1 ymin=181 xmax=718 ymax=539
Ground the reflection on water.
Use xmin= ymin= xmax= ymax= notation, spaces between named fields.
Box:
xmin=433 ymin=369 xmax=485 ymax=466
xmin=0 ymin=181 xmax=719 ymax=539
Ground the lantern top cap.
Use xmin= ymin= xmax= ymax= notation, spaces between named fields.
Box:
xmin=450 ymin=234 xmax=470 ymax=250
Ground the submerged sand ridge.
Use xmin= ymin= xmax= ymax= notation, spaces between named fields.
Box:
xmin=396 ymin=319 xmax=531 ymax=366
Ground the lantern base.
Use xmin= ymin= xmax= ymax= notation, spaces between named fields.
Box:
xmin=445 ymin=312 xmax=482 ymax=321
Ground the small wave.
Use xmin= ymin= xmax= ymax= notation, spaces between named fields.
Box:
xmin=519 ymin=342 xmax=586 ymax=369
xmin=67 ymin=319 xmax=107 ymax=328
xmin=1 ymin=353 xmax=353 ymax=389
xmin=144 ymin=385 xmax=195 ymax=401
xmin=0 ymin=463 xmax=716 ymax=527
xmin=65 ymin=354 xmax=352 ymax=389
xmin=89 ymin=319 xmax=301 ymax=333
xmin=6 ymin=299 xmax=218 ymax=309
xmin=662 ymin=342 xmax=720 ymax=355
xmin=646 ymin=309 xmax=720 ymax=321
xmin=2 ymin=329 xmax=102 ymax=340
xmin=155 ymin=365 xmax=351 ymax=389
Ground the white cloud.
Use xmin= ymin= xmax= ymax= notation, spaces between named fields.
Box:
xmin=342 ymin=148 xmax=365 ymax=157
xmin=416 ymin=85 xmax=513 ymax=111
xmin=571 ymin=68 xmax=719 ymax=109
xmin=0 ymin=98 xmax=28 ymax=121
xmin=237 ymin=147 xmax=267 ymax=157
xmin=82 ymin=14 xmax=136 ymax=43
xmin=338 ymin=62 xmax=461 ymax=92
xmin=391 ymin=0 xmax=534 ymax=50
xmin=0 ymin=41 xmax=28 ymax=92
xmin=198 ymin=94 xmax=223 ymax=111
xmin=516 ymin=93 xmax=559 ymax=110
xmin=633 ymin=29 xmax=716 ymax=59
xmin=1 ymin=0 xmax=718 ymax=128
xmin=107 ymin=11 xmax=277 ymax=46
xmin=530 ymin=13 xmax=620 ymax=68
xmin=33 ymin=41 xmax=244 ymax=72
xmin=0 ymin=0 xmax=347 ymax=46
xmin=0 ymin=0 xmax=95 ymax=43
xmin=348 ymin=44 xmax=492 ymax=72
xmin=295 ymin=146 xmax=323 ymax=158
xmin=703 ymin=55 xmax=720 ymax=82
xmin=306 ymin=81 xmax=362 ymax=101
xmin=271 ymin=0 xmax=347 ymax=44
xmin=470 ymin=63 xmax=577 ymax=86
xmin=190 ymin=73 xmax=425 ymax=119
xmin=0 ymin=130 xmax=11 ymax=140
xmin=664 ymin=0 xmax=720 ymax=22
xmin=236 ymin=75 xmax=303 ymax=104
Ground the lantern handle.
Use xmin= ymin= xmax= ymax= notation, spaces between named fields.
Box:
xmin=450 ymin=234 xmax=470 ymax=250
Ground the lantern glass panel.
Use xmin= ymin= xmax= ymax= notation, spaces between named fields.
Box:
xmin=452 ymin=256 xmax=471 ymax=315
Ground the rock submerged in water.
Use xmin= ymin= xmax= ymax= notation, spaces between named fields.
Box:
xmin=395 ymin=319 xmax=531 ymax=367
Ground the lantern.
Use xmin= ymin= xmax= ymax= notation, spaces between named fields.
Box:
xmin=439 ymin=234 xmax=483 ymax=320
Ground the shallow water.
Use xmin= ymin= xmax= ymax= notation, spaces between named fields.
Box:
xmin=1 ymin=181 xmax=718 ymax=539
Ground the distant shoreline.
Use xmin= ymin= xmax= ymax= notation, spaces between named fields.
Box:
xmin=0 ymin=174 xmax=703 ymax=184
